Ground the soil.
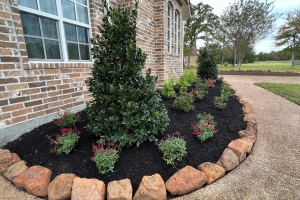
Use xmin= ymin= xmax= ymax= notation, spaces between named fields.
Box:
xmin=4 ymin=82 xmax=246 ymax=198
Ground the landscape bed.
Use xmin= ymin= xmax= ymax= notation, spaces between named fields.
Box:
xmin=4 ymin=81 xmax=246 ymax=197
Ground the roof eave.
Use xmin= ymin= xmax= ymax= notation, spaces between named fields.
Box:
xmin=181 ymin=0 xmax=191 ymax=20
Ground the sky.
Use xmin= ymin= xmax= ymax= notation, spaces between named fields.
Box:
xmin=189 ymin=0 xmax=300 ymax=53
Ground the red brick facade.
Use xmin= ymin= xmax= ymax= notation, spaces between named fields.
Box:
xmin=0 ymin=0 xmax=190 ymax=143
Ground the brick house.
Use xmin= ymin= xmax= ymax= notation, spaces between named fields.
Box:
xmin=0 ymin=0 xmax=190 ymax=146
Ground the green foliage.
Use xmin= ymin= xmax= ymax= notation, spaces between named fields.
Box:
xmin=192 ymin=113 xmax=218 ymax=142
xmin=173 ymin=90 xmax=194 ymax=112
xmin=214 ymin=95 xmax=228 ymax=109
xmin=46 ymin=128 xmax=81 ymax=155
xmin=53 ymin=110 xmax=81 ymax=128
xmin=156 ymin=132 xmax=187 ymax=167
xmin=176 ymin=70 xmax=196 ymax=89
xmin=217 ymin=76 xmax=224 ymax=83
xmin=161 ymin=77 xmax=176 ymax=98
xmin=91 ymin=142 xmax=119 ymax=174
xmin=192 ymin=78 xmax=208 ymax=100
xmin=86 ymin=0 xmax=169 ymax=148
xmin=197 ymin=48 xmax=218 ymax=79
xmin=221 ymin=83 xmax=235 ymax=97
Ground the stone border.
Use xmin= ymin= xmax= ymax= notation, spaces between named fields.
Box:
xmin=0 ymin=96 xmax=257 ymax=200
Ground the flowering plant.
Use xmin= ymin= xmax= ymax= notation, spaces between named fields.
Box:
xmin=191 ymin=113 xmax=218 ymax=142
xmin=54 ymin=110 xmax=81 ymax=128
xmin=90 ymin=142 xmax=120 ymax=175
xmin=46 ymin=128 xmax=81 ymax=154
xmin=173 ymin=90 xmax=194 ymax=112
xmin=155 ymin=132 xmax=187 ymax=168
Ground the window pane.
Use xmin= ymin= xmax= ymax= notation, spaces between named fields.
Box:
xmin=41 ymin=18 xmax=58 ymax=39
xmin=20 ymin=12 xmax=41 ymax=36
xmin=64 ymin=23 xmax=77 ymax=41
xmin=79 ymin=44 xmax=89 ymax=60
xmin=17 ymin=0 xmax=37 ymax=10
xmin=76 ymin=4 xmax=88 ymax=24
xmin=61 ymin=0 xmax=75 ymax=20
xmin=24 ymin=37 xmax=44 ymax=59
xmin=67 ymin=43 xmax=79 ymax=59
xmin=78 ymin=27 xmax=88 ymax=43
xmin=40 ymin=0 xmax=57 ymax=15
xmin=45 ymin=40 xmax=60 ymax=59
xmin=76 ymin=0 xmax=87 ymax=5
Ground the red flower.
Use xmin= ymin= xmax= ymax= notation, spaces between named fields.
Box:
xmin=54 ymin=120 xmax=62 ymax=125
xmin=101 ymin=150 xmax=105 ymax=154
xmin=90 ymin=157 xmax=94 ymax=161
xmin=61 ymin=128 xmax=68 ymax=133
xmin=61 ymin=133 xmax=65 ymax=137
xmin=76 ymin=114 xmax=81 ymax=121
xmin=110 ymin=142 xmax=115 ymax=147
xmin=109 ymin=151 xmax=113 ymax=155
xmin=45 ymin=134 xmax=48 ymax=138
xmin=101 ymin=142 xmax=106 ymax=147
xmin=63 ymin=113 xmax=68 ymax=118
xmin=50 ymin=141 xmax=54 ymax=145
xmin=51 ymin=148 xmax=57 ymax=153
xmin=68 ymin=128 xmax=73 ymax=133
xmin=77 ymin=131 xmax=81 ymax=135
xmin=56 ymin=137 xmax=59 ymax=141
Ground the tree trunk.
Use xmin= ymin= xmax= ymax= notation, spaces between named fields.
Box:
xmin=291 ymin=51 xmax=295 ymax=68
xmin=234 ymin=49 xmax=237 ymax=68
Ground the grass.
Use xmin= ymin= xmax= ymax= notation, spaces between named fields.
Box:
xmin=254 ymin=82 xmax=300 ymax=105
xmin=218 ymin=61 xmax=300 ymax=72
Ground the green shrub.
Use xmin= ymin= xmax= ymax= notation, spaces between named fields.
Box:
xmin=214 ymin=95 xmax=228 ymax=109
xmin=86 ymin=0 xmax=169 ymax=148
xmin=197 ymin=48 xmax=218 ymax=79
xmin=161 ymin=77 xmax=176 ymax=98
xmin=173 ymin=90 xmax=194 ymax=112
xmin=176 ymin=70 xmax=196 ymax=89
xmin=192 ymin=78 xmax=208 ymax=100
xmin=221 ymin=83 xmax=235 ymax=98
xmin=217 ymin=76 xmax=224 ymax=83
xmin=191 ymin=113 xmax=218 ymax=142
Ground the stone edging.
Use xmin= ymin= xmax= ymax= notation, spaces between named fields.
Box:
xmin=0 ymin=96 xmax=257 ymax=200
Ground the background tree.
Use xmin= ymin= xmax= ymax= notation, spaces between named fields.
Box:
xmin=220 ymin=0 xmax=279 ymax=70
xmin=197 ymin=47 xmax=218 ymax=79
xmin=274 ymin=8 xmax=300 ymax=68
xmin=184 ymin=2 xmax=219 ymax=68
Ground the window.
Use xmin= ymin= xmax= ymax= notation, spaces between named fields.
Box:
xmin=174 ymin=10 xmax=179 ymax=54
xmin=18 ymin=0 xmax=91 ymax=61
xmin=167 ymin=3 xmax=172 ymax=53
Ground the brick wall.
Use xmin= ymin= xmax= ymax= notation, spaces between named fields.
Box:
xmin=0 ymin=0 xmax=187 ymax=144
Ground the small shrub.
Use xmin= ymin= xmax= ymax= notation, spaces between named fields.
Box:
xmin=221 ymin=83 xmax=235 ymax=98
xmin=176 ymin=70 xmax=196 ymax=89
xmin=90 ymin=142 xmax=120 ymax=175
xmin=173 ymin=90 xmax=194 ymax=112
xmin=191 ymin=113 xmax=218 ymax=142
xmin=161 ymin=77 xmax=176 ymax=98
xmin=53 ymin=110 xmax=81 ymax=128
xmin=155 ymin=132 xmax=187 ymax=167
xmin=214 ymin=95 xmax=228 ymax=109
xmin=197 ymin=48 xmax=218 ymax=80
xmin=217 ymin=76 xmax=224 ymax=83
xmin=46 ymin=128 xmax=81 ymax=155
xmin=207 ymin=79 xmax=216 ymax=88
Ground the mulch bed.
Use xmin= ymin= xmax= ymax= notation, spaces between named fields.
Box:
xmin=4 ymin=81 xmax=246 ymax=198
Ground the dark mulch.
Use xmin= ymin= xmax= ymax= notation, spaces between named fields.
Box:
xmin=4 ymin=82 xmax=246 ymax=198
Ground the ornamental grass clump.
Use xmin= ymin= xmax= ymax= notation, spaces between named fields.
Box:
xmin=155 ymin=132 xmax=187 ymax=168
xmin=53 ymin=110 xmax=81 ymax=128
xmin=191 ymin=113 xmax=218 ymax=142
xmin=86 ymin=0 xmax=169 ymax=148
xmin=90 ymin=142 xmax=120 ymax=175
xmin=46 ymin=128 xmax=81 ymax=154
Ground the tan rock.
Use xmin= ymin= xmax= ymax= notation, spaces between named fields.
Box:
xmin=0 ymin=153 xmax=21 ymax=174
xmin=238 ymin=130 xmax=257 ymax=143
xmin=228 ymin=140 xmax=247 ymax=162
xmin=198 ymin=162 xmax=225 ymax=184
xmin=243 ymin=114 xmax=255 ymax=124
xmin=242 ymin=103 xmax=252 ymax=114
xmin=247 ymin=121 xmax=257 ymax=131
xmin=217 ymin=148 xmax=240 ymax=172
xmin=71 ymin=177 xmax=106 ymax=200
xmin=48 ymin=173 xmax=76 ymax=200
xmin=133 ymin=173 xmax=165 ymax=200
xmin=3 ymin=160 xmax=28 ymax=181
xmin=107 ymin=178 xmax=132 ymax=200
xmin=239 ymin=138 xmax=254 ymax=154
xmin=0 ymin=149 xmax=10 ymax=155
xmin=239 ymin=98 xmax=248 ymax=105
xmin=13 ymin=165 xmax=52 ymax=197
xmin=165 ymin=166 xmax=207 ymax=195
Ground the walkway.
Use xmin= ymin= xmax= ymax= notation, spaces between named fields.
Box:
xmin=1 ymin=75 xmax=300 ymax=200
xmin=175 ymin=75 xmax=300 ymax=200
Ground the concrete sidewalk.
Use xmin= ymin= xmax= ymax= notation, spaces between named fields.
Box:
xmin=175 ymin=75 xmax=300 ymax=200
xmin=1 ymin=75 xmax=300 ymax=200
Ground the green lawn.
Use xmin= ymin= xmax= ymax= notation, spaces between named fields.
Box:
xmin=218 ymin=61 xmax=300 ymax=72
xmin=254 ymin=82 xmax=300 ymax=105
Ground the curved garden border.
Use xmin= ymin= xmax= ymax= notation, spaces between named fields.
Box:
xmin=0 ymin=94 xmax=257 ymax=200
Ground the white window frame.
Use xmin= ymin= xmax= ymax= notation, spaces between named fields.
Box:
xmin=175 ymin=10 xmax=179 ymax=54
xmin=18 ymin=0 xmax=92 ymax=62
xmin=167 ymin=3 xmax=172 ymax=53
